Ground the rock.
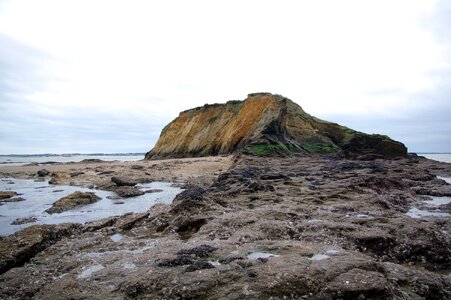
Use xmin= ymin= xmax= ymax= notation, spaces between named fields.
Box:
xmin=323 ymin=268 xmax=390 ymax=298
xmin=111 ymin=176 xmax=137 ymax=187
xmin=157 ymin=255 xmax=193 ymax=267
xmin=170 ymin=187 xmax=206 ymax=213
xmin=1 ymin=154 xmax=451 ymax=299
xmin=174 ymin=217 xmax=208 ymax=239
xmin=80 ymin=159 xmax=104 ymax=163
xmin=45 ymin=192 xmax=101 ymax=214
xmin=69 ymin=171 xmax=84 ymax=177
xmin=114 ymin=212 xmax=148 ymax=230
xmin=11 ymin=216 xmax=38 ymax=225
xmin=0 ymin=223 xmax=81 ymax=275
xmin=260 ymin=174 xmax=289 ymax=180
xmin=98 ymin=170 xmax=115 ymax=175
xmin=174 ymin=187 xmax=205 ymax=201
xmin=0 ymin=191 xmax=18 ymax=200
xmin=48 ymin=173 xmax=67 ymax=185
xmin=131 ymin=165 xmax=145 ymax=170
xmin=2 ymin=197 xmax=25 ymax=202
xmin=241 ymin=181 xmax=275 ymax=193
xmin=257 ymin=257 xmax=269 ymax=263
xmin=177 ymin=244 xmax=218 ymax=257
xmin=218 ymin=256 xmax=244 ymax=264
xmin=114 ymin=187 xmax=144 ymax=198
xmin=144 ymin=189 xmax=163 ymax=193
xmin=246 ymin=269 xmax=258 ymax=277
xmin=145 ymin=93 xmax=407 ymax=159
xmin=37 ymin=169 xmax=50 ymax=177
xmin=185 ymin=261 xmax=215 ymax=272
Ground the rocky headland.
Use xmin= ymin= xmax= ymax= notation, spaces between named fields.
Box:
xmin=146 ymin=93 xmax=407 ymax=160
xmin=0 ymin=93 xmax=450 ymax=299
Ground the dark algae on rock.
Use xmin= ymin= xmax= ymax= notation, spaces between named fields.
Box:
xmin=146 ymin=93 xmax=407 ymax=159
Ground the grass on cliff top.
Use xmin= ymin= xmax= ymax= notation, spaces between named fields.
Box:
xmin=249 ymin=143 xmax=294 ymax=155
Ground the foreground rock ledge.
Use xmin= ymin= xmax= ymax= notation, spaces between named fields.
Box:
xmin=0 ymin=154 xmax=450 ymax=299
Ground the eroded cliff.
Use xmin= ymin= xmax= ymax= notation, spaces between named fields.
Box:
xmin=146 ymin=93 xmax=407 ymax=159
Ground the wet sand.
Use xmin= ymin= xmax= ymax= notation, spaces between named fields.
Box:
xmin=0 ymin=155 xmax=233 ymax=188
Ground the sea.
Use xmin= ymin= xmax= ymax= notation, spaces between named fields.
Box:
xmin=0 ymin=153 xmax=449 ymax=166
xmin=0 ymin=178 xmax=182 ymax=236
xmin=0 ymin=153 xmax=145 ymax=166
xmin=420 ymin=153 xmax=451 ymax=164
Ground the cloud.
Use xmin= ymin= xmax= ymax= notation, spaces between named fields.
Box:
xmin=424 ymin=0 xmax=451 ymax=45
xmin=0 ymin=34 xmax=170 ymax=154
xmin=0 ymin=1 xmax=450 ymax=153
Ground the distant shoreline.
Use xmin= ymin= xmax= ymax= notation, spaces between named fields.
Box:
xmin=1 ymin=152 xmax=450 ymax=157
xmin=0 ymin=153 xmax=145 ymax=157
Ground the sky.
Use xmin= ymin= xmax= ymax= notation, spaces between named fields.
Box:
xmin=0 ymin=0 xmax=450 ymax=154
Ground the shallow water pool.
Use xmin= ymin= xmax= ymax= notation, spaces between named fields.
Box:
xmin=0 ymin=178 xmax=183 ymax=236
xmin=438 ymin=176 xmax=451 ymax=185
xmin=406 ymin=207 xmax=450 ymax=219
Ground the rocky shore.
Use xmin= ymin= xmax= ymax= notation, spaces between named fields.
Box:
xmin=0 ymin=153 xmax=450 ymax=299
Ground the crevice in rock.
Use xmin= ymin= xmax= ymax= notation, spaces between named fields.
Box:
xmin=0 ymin=224 xmax=81 ymax=275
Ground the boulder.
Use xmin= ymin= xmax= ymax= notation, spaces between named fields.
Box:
xmin=111 ymin=176 xmax=137 ymax=187
xmin=170 ymin=187 xmax=206 ymax=213
xmin=0 ymin=191 xmax=18 ymax=200
xmin=114 ymin=187 xmax=144 ymax=198
xmin=45 ymin=192 xmax=101 ymax=214
xmin=37 ymin=169 xmax=50 ymax=177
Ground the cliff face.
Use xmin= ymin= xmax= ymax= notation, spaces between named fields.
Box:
xmin=146 ymin=93 xmax=407 ymax=159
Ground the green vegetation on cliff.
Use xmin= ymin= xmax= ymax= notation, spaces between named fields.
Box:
xmin=249 ymin=143 xmax=293 ymax=155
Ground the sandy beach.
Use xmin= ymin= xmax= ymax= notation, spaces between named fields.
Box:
xmin=0 ymin=155 xmax=233 ymax=189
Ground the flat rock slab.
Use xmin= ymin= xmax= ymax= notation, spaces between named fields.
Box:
xmin=45 ymin=191 xmax=101 ymax=214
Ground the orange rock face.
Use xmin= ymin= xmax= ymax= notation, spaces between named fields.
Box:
xmin=146 ymin=93 xmax=407 ymax=159
xmin=148 ymin=93 xmax=279 ymax=158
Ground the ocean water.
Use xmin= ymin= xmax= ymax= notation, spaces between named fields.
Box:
xmin=0 ymin=178 xmax=182 ymax=236
xmin=0 ymin=153 xmax=144 ymax=167
xmin=421 ymin=153 xmax=451 ymax=163
xmin=405 ymin=175 xmax=451 ymax=219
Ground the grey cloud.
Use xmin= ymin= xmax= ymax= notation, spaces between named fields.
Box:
xmin=0 ymin=103 xmax=170 ymax=153
xmin=0 ymin=34 xmax=56 ymax=95
xmin=423 ymin=0 xmax=451 ymax=44
xmin=322 ymin=76 xmax=451 ymax=153
xmin=0 ymin=34 xmax=170 ymax=154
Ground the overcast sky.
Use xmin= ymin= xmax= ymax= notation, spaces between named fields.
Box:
xmin=0 ymin=0 xmax=450 ymax=154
